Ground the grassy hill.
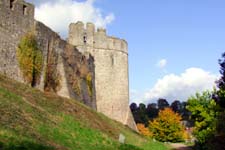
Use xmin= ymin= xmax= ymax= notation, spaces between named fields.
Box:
xmin=0 ymin=74 xmax=169 ymax=150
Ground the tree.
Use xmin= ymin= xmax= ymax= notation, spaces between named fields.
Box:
xmin=130 ymin=103 xmax=149 ymax=126
xmin=146 ymin=103 xmax=158 ymax=120
xmin=171 ymin=100 xmax=182 ymax=113
xmin=157 ymin=98 xmax=169 ymax=110
xmin=209 ymin=53 xmax=225 ymax=150
xmin=216 ymin=52 xmax=225 ymax=108
xmin=130 ymin=103 xmax=138 ymax=112
xmin=180 ymin=102 xmax=191 ymax=121
xmin=186 ymin=91 xmax=218 ymax=146
xmin=136 ymin=103 xmax=149 ymax=126
xmin=137 ymin=123 xmax=152 ymax=137
xmin=149 ymin=108 xmax=185 ymax=142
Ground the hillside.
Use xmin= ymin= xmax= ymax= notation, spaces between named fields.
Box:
xmin=0 ymin=74 xmax=168 ymax=150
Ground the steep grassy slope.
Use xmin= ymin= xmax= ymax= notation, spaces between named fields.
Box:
xmin=0 ymin=74 xmax=168 ymax=150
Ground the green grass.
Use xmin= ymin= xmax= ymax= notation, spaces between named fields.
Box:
xmin=0 ymin=74 xmax=169 ymax=150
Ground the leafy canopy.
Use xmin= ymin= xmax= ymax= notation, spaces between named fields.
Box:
xmin=186 ymin=91 xmax=218 ymax=144
xmin=149 ymin=108 xmax=185 ymax=142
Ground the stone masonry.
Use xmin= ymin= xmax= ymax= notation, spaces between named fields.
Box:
xmin=0 ymin=0 xmax=137 ymax=130
xmin=0 ymin=0 xmax=34 ymax=82
xmin=68 ymin=22 xmax=137 ymax=130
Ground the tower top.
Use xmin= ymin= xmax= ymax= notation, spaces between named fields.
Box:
xmin=1 ymin=0 xmax=34 ymax=17
xmin=68 ymin=21 xmax=128 ymax=54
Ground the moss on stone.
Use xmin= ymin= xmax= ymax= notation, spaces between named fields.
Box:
xmin=17 ymin=32 xmax=43 ymax=86
xmin=44 ymin=53 xmax=61 ymax=92
xmin=86 ymin=73 xmax=93 ymax=97
xmin=72 ymin=79 xmax=81 ymax=96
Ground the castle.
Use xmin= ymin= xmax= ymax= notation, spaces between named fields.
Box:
xmin=0 ymin=0 xmax=136 ymax=130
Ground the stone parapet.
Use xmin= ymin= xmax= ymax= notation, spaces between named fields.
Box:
xmin=68 ymin=22 xmax=128 ymax=54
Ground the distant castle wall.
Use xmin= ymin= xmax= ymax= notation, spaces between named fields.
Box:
xmin=68 ymin=22 xmax=128 ymax=54
xmin=68 ymin=22 xmax=137 ymax=130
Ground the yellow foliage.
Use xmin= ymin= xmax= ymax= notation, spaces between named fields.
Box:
xmin=86 ymin=73 xmax=93 ymax=97
xmin=183 ymin=129 xmax=192 ymax=141
xmin=149 ymin=108 xmax=185 ymax=142
xmin=17 ymin=32 xmax=43 ymax=86
xmin=137 ymin=123 xmax=153 ymax=137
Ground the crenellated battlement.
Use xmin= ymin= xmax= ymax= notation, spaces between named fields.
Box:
xmin=0 ymin=0 xmax=34 ymax=20
xmin=68 ymin=22 xmax=128 ymax=54
xmin=0 ymin=0 xmax=35 ymax=82
xmin=0 ymin=0 xmax=34 ymax=36
xmin=7 ymin=0 xmax=33 ymax=16
xmin=0 ymin=0 xmax=136 ymax=130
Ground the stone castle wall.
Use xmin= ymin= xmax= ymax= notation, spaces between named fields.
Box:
xmin=0 ymin=0 xmax=96 ymax=109
xmin=0 ymin=0 xmax=34 ymax=81
xmin=68 ymin=22 xmax=136 ymax=130
xmin=0 ymin=0 xmax=136 ymax=130
xmin=34 ymin=21 xmax=96 ymax=108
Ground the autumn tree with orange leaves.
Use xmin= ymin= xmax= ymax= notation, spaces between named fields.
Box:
xmin=137 ymin=123 xmax=153 ymax=137
xmin=149 ymin=108 xmax=185 ymax=142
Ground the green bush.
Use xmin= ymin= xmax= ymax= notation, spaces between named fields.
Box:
xmin=17 ymin=32 xmax=43 ymax=87
xmin=186 ymin=91 xmax=218 ymax=145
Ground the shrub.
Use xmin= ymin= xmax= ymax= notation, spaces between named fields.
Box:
xmin=186 ymin=91 xmax=218 ymax=145
xmin=149 ymin=108 xmax=185 ymax=142
xmin=137 ymin=123 xmax=152 ymax=137
xmin=17 ymin=32 xmax=43 ymax=86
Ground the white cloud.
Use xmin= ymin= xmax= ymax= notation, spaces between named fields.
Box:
xmin=130 ymin=89 xmax=145 ymax=104
xmin=130 ymin=68 xmax=218 ymax=104
xmin=31 ymin=0 xmax=115 ymax=37
xmin=156 ymin=59 xmax=167 ymax=69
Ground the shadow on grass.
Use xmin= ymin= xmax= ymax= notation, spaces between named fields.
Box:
xmin=119 ymin=144 xmax=143 ymax=150
xmin=171 ymin=146 xmax=193 ymax=150
xmin=0 ymin=141 xmax=54 ymax=150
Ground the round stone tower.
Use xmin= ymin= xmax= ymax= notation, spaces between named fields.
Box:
xmin=68 ymin=22 xmax=137 ymax=130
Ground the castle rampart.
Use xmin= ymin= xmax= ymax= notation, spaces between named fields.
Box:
xmin=0 ymin=0 xmax=136 ymax=131
xmin=68 ymin=22 xmax=137 ymax=130
xmin=0 ymin=0 xmax=34 ymax=34
xmin=68 ymin=22 xmax=128 ymax=54
xmin=0 ymin=0 xmax=96 ymax=109
xmin=34 ymin=21 xmax=97 ymax=109
xmin=0 ymin=0 xmax=34 ymax=82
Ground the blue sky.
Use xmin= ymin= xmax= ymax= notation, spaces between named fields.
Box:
xmin=96 ymin=0 xmax=225 ymax=84
xmin=28 ymin=0 xmax=225 ymax=104
xmin=95 ymin=0 xmax=225 ymax=103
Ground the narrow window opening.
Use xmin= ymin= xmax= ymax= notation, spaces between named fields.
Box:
xmin=10 ymin=0 xmax=15 ymax=10
xmin=111 ymin=55 xmax=114 ymax=67
xmin=23 ymin=5 xmax=27 ymax=15
xmin=83 ymin=35 xmax=87 ymax=44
